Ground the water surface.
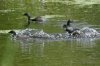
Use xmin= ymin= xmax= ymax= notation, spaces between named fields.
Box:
xmin=0 ymin=0 xmax=100 ymax=66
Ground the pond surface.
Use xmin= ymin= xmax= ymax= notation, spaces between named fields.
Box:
xmin=0 ymin=0 xmax=100 ymax=66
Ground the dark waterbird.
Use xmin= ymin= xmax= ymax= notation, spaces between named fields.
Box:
xmin=24 ymin=13 xmax=46 ymax=25
xmin=8 ymin=30 xmax=31 ymax=40
xmin=63 ymin=19 xmax=80 ymax=37
xmin=8 ymin=30 xmax=16 ymax=37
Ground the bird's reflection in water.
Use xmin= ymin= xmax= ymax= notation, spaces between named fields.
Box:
xmin=68 ymin=38 xmax=96 ymax=49
xmin=15 ymin=38 xmax=45 ymax=57
xmin=13 ymin=37 xmax=98 ymax=58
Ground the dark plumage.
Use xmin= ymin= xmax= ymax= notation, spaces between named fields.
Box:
xmin=72 ymin=30 xmax=80 ymax=37
xmin=24 ymin=13 xmax=46 ymax=25
xmin=8 ymin=30 xmax=16 ymax=37
xmin=63 ymin=19 xmax=72 ymax=28
xmin=63 ymin=19 xmax=80 ymax=36
xmin=63 ymin=19 xmax=74 ymax=33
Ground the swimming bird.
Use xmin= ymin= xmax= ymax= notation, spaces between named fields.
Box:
xmin=8 ymin=30 xmax=51 ymax=40
xmin=9 ymin=30 xmax=16 ymax=37
xmin=72 ymin=30 xmax=81 ymax=37
xmin=24 ymin=13 xmax=46 ymax=25
xmin=63 ymin=19 xmax=80 ymax=36
xmin=8 ymin=30 xmax=31 ymax=40
xmin=63 ymin=19 xmax=74 ymax=33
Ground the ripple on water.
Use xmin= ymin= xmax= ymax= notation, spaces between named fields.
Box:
xmin=6 ymin=27 xmax=100 ymax=43
xmin=43 ymin=0 xmax=100 ymax=7
xmin=0 ymin=9 xmax=15 ymax=13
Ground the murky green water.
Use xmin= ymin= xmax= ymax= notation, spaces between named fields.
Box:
xmin=0 ymin=0 xmax=100 ymax=66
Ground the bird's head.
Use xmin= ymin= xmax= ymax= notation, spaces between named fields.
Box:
xmin=23 ymin=13 xmax=30 ymax=16
xmin=67 ymin=19 xmax=73 ymax=26
xmin=63 ymin=24 xmax=67 ymax=28
xmin=8 ymin=30 xmax=16 ymax=36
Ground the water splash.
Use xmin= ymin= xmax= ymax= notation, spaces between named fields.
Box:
xmin=7 ymin=27 xmax=100 ymax=43
xmin=80 ymin=27 xmax=100 ymax=38
xmin=7 ymin=27 xmax=100 ymax=55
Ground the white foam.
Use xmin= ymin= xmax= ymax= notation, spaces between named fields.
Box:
xmin=80 ymin=27 xmax=99 ymax=37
